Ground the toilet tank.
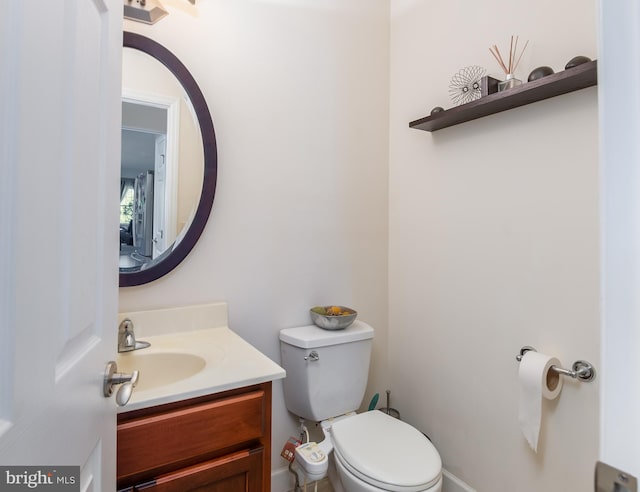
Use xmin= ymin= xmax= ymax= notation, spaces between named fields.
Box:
xmin=279 ymin=321 xmax=374 ymax=422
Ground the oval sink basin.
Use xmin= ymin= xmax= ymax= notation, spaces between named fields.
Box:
xmin=117 ymin=352 xmax=207 ymax=392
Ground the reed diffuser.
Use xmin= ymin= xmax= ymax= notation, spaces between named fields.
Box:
xmin=489 ymin=36 xmax=528 ymax=91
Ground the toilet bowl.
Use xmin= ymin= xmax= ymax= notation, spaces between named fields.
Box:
xmin=279 ymin=322 xmax=443 ymax=492
xmin=330 ymin=411 xmax=442 ymax=492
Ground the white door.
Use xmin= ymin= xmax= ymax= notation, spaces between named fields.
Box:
xmin=598 ymin=0 xmax=640 ymax=484
xmin=153 ymin=135 xmax=167 ymax=257
xmin=0 ymin=1 xmax=122 ymax=490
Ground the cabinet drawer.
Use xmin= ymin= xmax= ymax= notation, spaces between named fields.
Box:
xmin=118 ymin=390 xmax=265 ymax=480
xmin=136 ymin=448 xmax=263 ymax=492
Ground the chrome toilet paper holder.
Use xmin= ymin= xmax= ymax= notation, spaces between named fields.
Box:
xmin=516 ymin=346 xmax=596 ymax=382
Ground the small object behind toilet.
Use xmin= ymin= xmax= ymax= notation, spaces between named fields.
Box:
xmin=280 ymin=436 xmax=301 ymax=463
xmin=368 ymin=392 xmax=379 ymax=411
xmin=378 ymin=389 xmax=401 ymax=419
xmin=295 ymin=442 xmax=328 ymax=482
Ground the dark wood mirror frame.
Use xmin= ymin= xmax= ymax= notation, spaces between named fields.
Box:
xmin=120 ymin=32 xmax=217 ymax=287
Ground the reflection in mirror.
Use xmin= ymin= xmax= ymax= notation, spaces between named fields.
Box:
xmin=120 ymin=47 xmax=203 ymax=270
xmin=120 ymin=101 xmax=169 ymax=265
xmin=120 ymin=32 xmax=217 ymax=287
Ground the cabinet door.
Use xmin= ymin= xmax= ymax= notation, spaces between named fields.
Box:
xmin=118 ymin=389 xmax=266 ymax=482
xmin=137 ymin=448 xmax=263 ymax=492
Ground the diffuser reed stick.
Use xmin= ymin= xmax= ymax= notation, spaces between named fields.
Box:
xmin=489 ymin=35 xmax=528 ymax=75
xmin=512 ymin=39 xmax=529 ymax=74
xmin=490 ymin=45 xmax=509 ymax=74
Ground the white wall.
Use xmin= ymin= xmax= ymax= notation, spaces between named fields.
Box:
xmin=389 ymin=1 xmax=599 ymax=491
xmin=119 ymin=1 xmax=601 ymax=489
xmin=119 ymin=0 xmax=390 ymax=485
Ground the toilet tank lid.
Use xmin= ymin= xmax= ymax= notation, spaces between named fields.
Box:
xmin=280 ymin=321 xmax=374 ymax=348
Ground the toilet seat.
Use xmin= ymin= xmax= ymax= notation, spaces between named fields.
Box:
xmin=330 ymin=411 xmax=442 ymax=492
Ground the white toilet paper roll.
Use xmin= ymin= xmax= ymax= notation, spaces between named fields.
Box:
xmin=518 ymin=351 xmax=563 ymax=453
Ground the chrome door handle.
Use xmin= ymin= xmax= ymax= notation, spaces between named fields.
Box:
xmin=103 ymin=361 xmax=139 ymax=406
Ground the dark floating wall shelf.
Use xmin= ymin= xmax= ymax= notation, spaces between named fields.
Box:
xmin=409 ymin=60 xmax=597 ymax=132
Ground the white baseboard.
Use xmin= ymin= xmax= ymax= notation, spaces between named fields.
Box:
xmin=272 ymin=465 xmax=476 ymax=492
xmin=442 ymin=468 xmax=476 ymax=492
xmin=272 ymin=465 xmax=294 ymax=492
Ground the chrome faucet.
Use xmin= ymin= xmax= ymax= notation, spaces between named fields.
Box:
xmin=118 ymin=318 xmax=150 ymax=352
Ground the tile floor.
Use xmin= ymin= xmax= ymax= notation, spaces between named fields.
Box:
xmin=289 ymin=477 xmax=333 ymax=492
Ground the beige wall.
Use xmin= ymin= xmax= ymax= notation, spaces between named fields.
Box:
xmin=120 ymin=0 xmax=600 ymax=489
xmin=119 ymin=0 xmax=390 ymax=484
xmin=389 ymin=0 xmax=599 ymax=490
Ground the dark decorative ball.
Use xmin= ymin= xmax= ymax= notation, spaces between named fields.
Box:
xmin=430 ymin=106 xmax=445 ymax=115
xmin=528 ymin=66 xmax=555 ymax=82
xmin=565 ymin=56 xmax=591 ymax=69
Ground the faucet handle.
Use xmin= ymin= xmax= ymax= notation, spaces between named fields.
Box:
xmin=124 ymin=332 xmax=135 ymax=347
xmin=118 ymin=318 xmax=136 ymax=352
xmin=119 ymin=318 xmax=134 ymax=333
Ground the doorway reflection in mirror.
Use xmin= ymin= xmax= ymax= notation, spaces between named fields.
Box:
xmin=120 ymin=46 xmax=204 ymax=274
xmin=120 ymin=101 xmax=169 ymax=270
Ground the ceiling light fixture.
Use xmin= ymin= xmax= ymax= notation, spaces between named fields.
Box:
xmin=123 ymin=0 xmax=169 ymax=25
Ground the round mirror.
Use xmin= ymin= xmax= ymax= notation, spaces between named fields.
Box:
xmin=120 ymin=32 xmax=217 ymax=287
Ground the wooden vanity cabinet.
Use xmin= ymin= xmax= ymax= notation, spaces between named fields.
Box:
xmin=117 ymin=382 xmax=272 ymax=492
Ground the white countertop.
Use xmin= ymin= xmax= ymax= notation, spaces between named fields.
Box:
xmin=117 ymin=326 xmax=286 ymax=412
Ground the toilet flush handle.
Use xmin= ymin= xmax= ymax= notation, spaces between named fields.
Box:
xmin=304 ymin=351 xmax=319 ymax=362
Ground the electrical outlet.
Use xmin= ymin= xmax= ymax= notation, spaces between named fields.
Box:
xmin=280 ymin=436 xmax=301 ymax=462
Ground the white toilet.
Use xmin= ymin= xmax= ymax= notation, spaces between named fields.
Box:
xmin=280 ymin=321 xmax=442 ymax=492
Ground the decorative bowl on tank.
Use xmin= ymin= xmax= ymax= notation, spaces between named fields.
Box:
xmin=310 ymin=306 xmax=357 ymax=330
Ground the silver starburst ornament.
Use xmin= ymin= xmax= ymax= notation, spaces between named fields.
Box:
xmin=448 ymin=66 xmax=486 ymax=106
